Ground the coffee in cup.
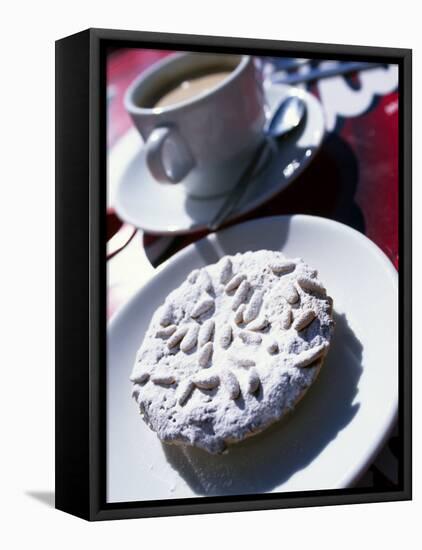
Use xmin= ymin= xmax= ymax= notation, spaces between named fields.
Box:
xmin=152 ymin=70 xmax=233 ymax=109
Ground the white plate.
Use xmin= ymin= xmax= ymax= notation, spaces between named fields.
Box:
xmin=107 ymin=215 xmax=398 ymax=503
xmin=112 ymin=84 xmax=325 ymax=235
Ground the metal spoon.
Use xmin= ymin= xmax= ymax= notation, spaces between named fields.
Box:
xmin=208 ymin=95 xmax=306 ymax=232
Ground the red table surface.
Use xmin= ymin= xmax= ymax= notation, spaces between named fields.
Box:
xmin=106 ymin=49 xmax=399 ymax=271
xmin=106 ymin=49 xmax=400 ymax=491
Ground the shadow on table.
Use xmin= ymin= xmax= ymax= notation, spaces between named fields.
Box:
xmin=254 ymin=132 xmax=365 ymax=235
xmin=25 ymin=491 xmax=55 ymax=508
xmin=162 ymin=311 xmax=363 ymax=496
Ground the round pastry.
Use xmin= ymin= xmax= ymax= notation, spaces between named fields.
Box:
xmin=130 ymin=250 xmax=334 ymax=454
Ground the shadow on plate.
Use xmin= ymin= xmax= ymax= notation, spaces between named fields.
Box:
xmin=191 ymin=215 xmax=292 ymax=267
xmin=162 ymin=311 xmax=362 ymax=496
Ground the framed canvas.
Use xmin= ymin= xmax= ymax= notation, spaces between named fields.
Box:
xmin=55 ymin=28 xmax=412 ymax=521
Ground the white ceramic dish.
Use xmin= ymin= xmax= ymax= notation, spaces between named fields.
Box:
xmin=107 ymin=215 xmax=398 ymax=503
xmin=111 ymin=84 xmax=325 ymax=235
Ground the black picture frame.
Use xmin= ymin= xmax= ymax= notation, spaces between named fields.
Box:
xmin=55 ymin=27 xmax=412 ymax=521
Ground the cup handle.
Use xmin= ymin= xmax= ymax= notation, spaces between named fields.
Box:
xmin=145 ymin=126 xmax=195 ymax=183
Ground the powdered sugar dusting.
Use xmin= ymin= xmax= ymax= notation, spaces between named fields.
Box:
xmin=131 ymin=250 xmax=334 ymax=454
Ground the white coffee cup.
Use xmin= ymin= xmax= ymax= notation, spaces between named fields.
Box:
xmin=124 ymin=53 xmax=266 ymax=199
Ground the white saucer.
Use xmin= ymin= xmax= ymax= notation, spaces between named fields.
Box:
xmin=112 ymin=85 xmax=325 ymax=235
xmin=107 ymin=215 xmax=398 ymax=503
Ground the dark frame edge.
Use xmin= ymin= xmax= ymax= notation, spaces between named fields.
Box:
xmin=92 ymin=27 xmax=411 ymax=60
xmin=92 ymin=490 xmax=410 ymax=522
xmin=401 ymin=48 xmax=412 ymax=500
xmin=88 ymin=28 xmax=104 ymax=522
xmin=55 ymin=29 xmax=92 ymax=521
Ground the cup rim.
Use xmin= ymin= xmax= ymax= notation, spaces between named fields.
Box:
xmin=124 ymin=52 xmax=251 ymax=116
